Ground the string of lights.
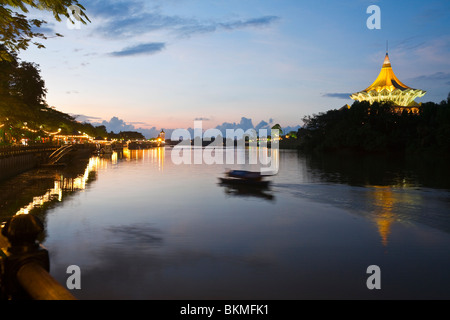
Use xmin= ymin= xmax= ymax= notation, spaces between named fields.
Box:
xmin=21 ymin=124 xmax=62 ymax=135
xmin=16 ymin=124 xmax=95 ymax=144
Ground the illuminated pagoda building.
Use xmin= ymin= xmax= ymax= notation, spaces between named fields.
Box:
xmin=159 ymin=129 xmax=165 ymax=142
xmin=350 ymin=51 xmax=426 ymax=114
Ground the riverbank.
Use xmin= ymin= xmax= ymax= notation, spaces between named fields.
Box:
xmin=297 ymin=100 xmax=450 ymax=155
xmin=0 ymin=146 xmax=59 ymax=181
xmin=0 ymin=146 xmax=95 ymax=221
xmin=279 ymin=138 xmax=301 ymax=149
xmin=0 ymin=167 xmax=59 ymax=221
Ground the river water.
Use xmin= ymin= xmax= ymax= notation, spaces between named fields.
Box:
xmin=1 ymin=147 xmax=450 ymax=299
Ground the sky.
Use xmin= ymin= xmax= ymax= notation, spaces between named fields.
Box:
xmin=17 ymin=0 xmax=450 ymax=137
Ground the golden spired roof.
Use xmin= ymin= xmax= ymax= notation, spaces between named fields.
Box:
xmin=364 ymin=53 xmax=411 ymax=92
xmin=350 ymin=51 xmax=426 ymax=107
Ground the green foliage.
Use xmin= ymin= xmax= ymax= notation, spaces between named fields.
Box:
xmin=286 ymin=131 xmax=297 ymax=139
xmin=271 ymin=123 xmax=282 ymax=135
xmin=297 ymin=100 xmax=450 ymax=155
xmin=0 ymin=0 xmax=89 ymax=60
xmin=117 ymin=131 xmax=146 ymax=140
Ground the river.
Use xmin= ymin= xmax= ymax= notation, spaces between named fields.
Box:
xmin=1 ymin=147 xmax=450 ymax=299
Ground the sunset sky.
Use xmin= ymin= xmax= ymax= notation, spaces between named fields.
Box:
xmin=18 ymin=0 xmax=450 ymax=137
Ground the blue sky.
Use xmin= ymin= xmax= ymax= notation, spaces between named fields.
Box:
xmin=18 ymin=0 xmax=450 ymax=137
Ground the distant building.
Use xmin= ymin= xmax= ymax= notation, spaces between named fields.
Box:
xmin=54 ymin=133 xmax=91 ymax=144
xmin=350 ymin=51 xmax=426 ymax=113
xmin=159 ymin=129 xmax=165 ymax=142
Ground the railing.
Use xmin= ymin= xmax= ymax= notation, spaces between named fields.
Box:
xmin=0 ymin=145 xmax=58 ymax=159
xmin=0 ymin=215 xmax=76 ymax=300
xmin=47 ymin=145 xmax=74 ymax=165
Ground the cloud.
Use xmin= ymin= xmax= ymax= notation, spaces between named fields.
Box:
xmin=219 ymin=16 xmax=280 ymax=30
xmin=84 ymin=0 xmax=145 ymax=19
xmin=129 ymin=121 xmax=149 ymax=126
xmin=97 ymin=13 xmax=184 ymax=38
xmin=88 ymin=116 xmax=162 ymax=138
xmin=412 ymin=35 xmax=450 ymax=65
xmin=322 ymin=93 xmax=353 ymax=99
xmin=407 ymin=72 xmax=450 ymax=85
xmin=253 ymin=120 xmax=300 ymax=135
xmin=82 ymin=115 xmax=301 ymax=139
xmin=213 ymin=117 xmax=300 ymax=136
xmin=73 ymin=114 xmax=102 ymax=122
xmin=255 ymin=120 xmax=269 ymax=130
xmin=99 ymin=117 xmax=138 ymax=132
xmin=87 ymin=0 xmax=280 ymax=40
xmin=31 ymin=24 xmax=56 ymax=35
xmin=109 ymin=42 xmax=166 ymax=57
xmin=139 ymin=127 xmax=164 ymax=139
xmin=396 ymin=40 xmax=426 ymax=52
xmin=174 ymin=15 xmax=280 ymax=38
xmin=215 ymin=117 xmax=255 ymax=132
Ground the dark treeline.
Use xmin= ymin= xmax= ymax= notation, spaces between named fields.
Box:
xmin=297 ymin=97 xmax=450 ymax=155
xmin=0 ymin=47 xmax=143 ymax=144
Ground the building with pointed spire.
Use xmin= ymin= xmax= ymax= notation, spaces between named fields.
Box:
xmin=159 ymin=129 xmax=165 ymax=141
xmin=350 ymin=51 xmax=426 ymax=113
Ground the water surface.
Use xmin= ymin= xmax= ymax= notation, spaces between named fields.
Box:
xmin=3 ymin=148 xmax=450 ymax=299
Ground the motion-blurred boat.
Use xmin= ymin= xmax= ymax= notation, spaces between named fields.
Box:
xmin=218 ymin=170 xmax=271 ymax=187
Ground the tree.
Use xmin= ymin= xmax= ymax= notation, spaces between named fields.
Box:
xmin=287 ymin=131 xmax=297 ymax=139
xmin=0 ymin=45 xmax=20 ymax=115
xmin=0 ymin=50 xmax=47 ymax=124
xmin=119 ymin=131 xmax=145 ymax=141
xmin=297 ymin=100 xmax=450 ymax=154
xmin=271 ymin=123 xmax=283 ymax=135
xmin=0 ymin=0 xmax=89 ymax=61
xmin=12 ymin=61 xmax=47 ymax=106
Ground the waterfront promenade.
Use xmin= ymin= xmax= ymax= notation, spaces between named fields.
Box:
xmin=0 ymin=145 xmax=59 ymax=181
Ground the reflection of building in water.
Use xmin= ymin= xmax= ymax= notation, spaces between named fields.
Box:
xmin=149 ymin=147 xmax=165 ymax=171
xmin=123 ymin=148 xmax=144 ymax=161
xmin=123 ymin=147 xmax=165 ymax=171
xmin=368 ymin=184 xmax=423 ymax=247
xmin=15 ymin=157 xmax=101 ymax=215
xmin=111 ymin=151 xmax=118 ymax=165
xmin=371 ymin=186 xmax=395 ymax=247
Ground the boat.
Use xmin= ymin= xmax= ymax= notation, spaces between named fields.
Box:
xmin=226 ymin=170 xmax=263 ymax=180
xmin=218 ymin=170 xmax=271 ymax=187
xmin=96 ymin=143 xmax=114 ymax=155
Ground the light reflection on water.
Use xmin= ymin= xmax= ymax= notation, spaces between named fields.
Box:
xmin=14 ymin=157 xmax=105 ymax=215
xmin=7 ymin=147 xmax=450 ymax=299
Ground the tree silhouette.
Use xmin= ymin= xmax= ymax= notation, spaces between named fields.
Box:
xmin=297 ymin=98 xmax=450 ymax=155
xmin=271 ymin=123 xmax=283 ymax=135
